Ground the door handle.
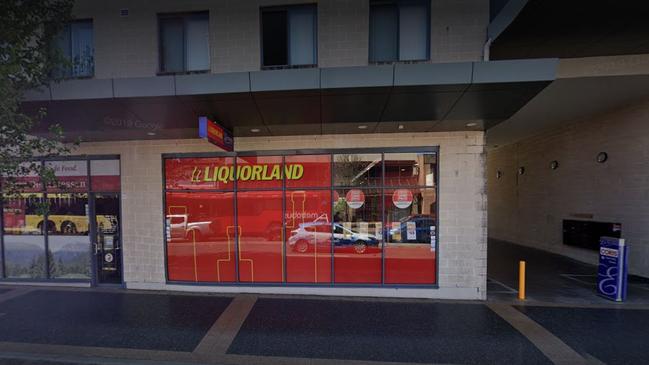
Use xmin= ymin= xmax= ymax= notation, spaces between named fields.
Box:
xmin=94 ymin=243 xmax=100 ymax=255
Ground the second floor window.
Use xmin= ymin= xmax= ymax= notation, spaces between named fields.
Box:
xmin=261 ymin=5 xmax=317 ymax=68
xmin=159 ymin=12 xmax=210 ymax=73
xmin=369 ymin=0 xmax=430 ymax=63
xmin=54 ymin=20 xmax=94 ymax=78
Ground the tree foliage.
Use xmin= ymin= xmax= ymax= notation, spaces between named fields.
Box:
xmin=0 ymin=0 xmax=76 ymax=199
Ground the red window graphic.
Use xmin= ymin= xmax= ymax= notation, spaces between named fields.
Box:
xmin=285 ymin=190 xmax=332 ymax=283
xmin=164 ymin=152 xmax=437 ymax=286
xmin=166 ymin=192 xmax=235 ymax=282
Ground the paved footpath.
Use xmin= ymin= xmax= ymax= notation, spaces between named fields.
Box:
xmin=0 ymin=285 xmax=647 ymax=365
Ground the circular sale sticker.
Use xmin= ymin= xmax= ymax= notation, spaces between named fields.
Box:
xmin=345 ymin=189 xmax=365 ymax=209
xmin=392 ymin=189 xmax=413 ymax=209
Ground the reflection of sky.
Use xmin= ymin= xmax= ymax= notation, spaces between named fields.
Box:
xmin=47 ymin=235 xmax=90 ymax=252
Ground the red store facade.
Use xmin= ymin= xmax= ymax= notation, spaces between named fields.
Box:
xmin=163 ymin=148 xmax=438 ymax=287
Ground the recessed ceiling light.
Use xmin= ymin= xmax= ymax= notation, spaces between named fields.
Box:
xmin=398 ymin=124 xmax=404 ymax=130
xmin=147 ymin=132 xmax=156 ymax=136
xmin=357 ymin=125 xmax=368 ymax=129
xmin=466 ymin=122 xmax=478 ymax=127
xmin=250 ymin=128 xmax=261 ymax=133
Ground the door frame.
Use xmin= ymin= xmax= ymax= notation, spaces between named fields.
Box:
xmin=90 ymin=191 xmax=124 ymax=287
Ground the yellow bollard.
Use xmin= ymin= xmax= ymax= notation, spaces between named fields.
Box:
xmin=518 ymin=260 xmax=526 ymax=300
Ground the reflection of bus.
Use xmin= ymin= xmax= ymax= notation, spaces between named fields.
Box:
xmin=3 ymin=194 xmax=115 ymax=235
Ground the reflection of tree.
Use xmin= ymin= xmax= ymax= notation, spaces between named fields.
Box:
xmin=335 ymin=154 xmax=380 ymax=186
xmin=7 ymin=249 xmax=90 ymax=279
xmin=333 ymin=199 xmax=346 ymax=221
xmin=26 ymin=250 xmax=54 ymax=278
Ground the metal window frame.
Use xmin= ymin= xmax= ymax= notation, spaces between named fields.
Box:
xmin=368 ymin=0 xmax=431 ymax=64
xmin=162 ymin=146 xmax=439 ymax=289
xmin=260 ymin=3 xmax=318 ymax=69
xmin=0 ymin=154 xmax=122 ymax=285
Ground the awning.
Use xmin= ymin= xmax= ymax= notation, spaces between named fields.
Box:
xmin=22 ymin=59 xmax=557 ymax=141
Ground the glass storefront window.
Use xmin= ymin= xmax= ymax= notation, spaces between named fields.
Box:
xmin=1 ymin=162 xmax=42 ymax=193
xmin=384 ymin=152 xmax=436 ymax=187
xmin=1 ymin=157 xmax=121 ymax=282
xmin=333 ymin=153 xmax=382 ymax=187
xmin=237 ymin=191 xmax=283 ymax=283
xmin=333 ymin=188 xmax=382 ymax=284
xmin=2 ymin=194 xmax=47 ymax=278
xmin=166 ymin=192 xmax=235 ymax=282
xmin=47 ymin=193 xmax=91 ymax=279
xmin=285 ymin=189 xmax=332 ymax=283
xmin=91 ymin=160 xmax=121 ymax=192
xmin=236 ymin=156 xmax=284 ymax=190
xmin=384 ymin=188 xmax=437 ymax=284
xmin=164 ymin=150 xmax=438 ymax=287
xmin=285 ymin=155 xmax=331 ymax=188
xmin=165 ymin=157 xmax=235 ymax=191
xmin=45 ymin=160 xmax=89 ymax=193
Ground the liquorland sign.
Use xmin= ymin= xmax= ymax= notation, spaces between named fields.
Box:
xmin=199 ymin=117 xmax=234 ymax=152
xmin=190 ymin=164 xmax=304 ymax=184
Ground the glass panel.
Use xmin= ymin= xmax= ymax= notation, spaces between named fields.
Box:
xmin=333 ymin=153 xmax=382 ymax=187
xmin=285 ymin=190 xmax=331 ymax=283
xmin=45 ymin=160 xmax=88 ymax=193
xmin=288 ymin=6 xmax=316 ymax=65
xmin=369 ymin=3 xmax=398 ymax=62
xmin=160 ymin=17 xmax=184 ymax=72
xmin=70 ymin=21 xmax=94 ymax=77
xmin=91 ymin=160 xmax=121 ymax=192
xmin=165 ymin=157 xmax=234 ymax=191
xmin=186 ymin=14 xmax=209 ymax=71
xmin=165 ymin=192 xmax=235 ymax=282
xmin=285 ymin=154 xmax=330 ymax=188
xmin=333 ymin=188 xmax=382 ymax=283
xmin=47 ymin=193 xmax=90 ymax=279
xmin=237 ymin=191 xmax=283 ymax=283
xmin=385 ymin=187 xmax=437 ymax=284
xmin=384 ymin=152 xmax=436 ymax=186
xmin=262 ymin=10 xmax=288 ymax=66
xmin=2 ymin=194 xmax=46 ymax=278
xmin=236 ymin=156 xmax=283 ymax=190
xmin=399 ymin=1 xmax=428 ymax=61
xmin=53 ymin=24 xmax=72 ymax=78
xmin=1 ymin=162 xmax=42 ymax=193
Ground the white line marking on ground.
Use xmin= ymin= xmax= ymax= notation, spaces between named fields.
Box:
xmin=488 ymin=303 xmax=591 ymax=365
xmin=487 ymin=278 xmax=518 ymax=293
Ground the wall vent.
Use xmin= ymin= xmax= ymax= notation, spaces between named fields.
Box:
xmin=120 ymin=8 xmax=129 ymax=17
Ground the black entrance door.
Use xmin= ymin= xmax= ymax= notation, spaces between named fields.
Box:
xmin=92 ymin=193 xmax=122 ymax=285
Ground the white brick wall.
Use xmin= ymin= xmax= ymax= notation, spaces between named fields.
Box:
xmin=72 ymin=0 xmax=488 ymax=78
xmin=77 ymin=131 xmax=487 ymax=299
xmin=488 ymin=99 xmax=649 ymax=278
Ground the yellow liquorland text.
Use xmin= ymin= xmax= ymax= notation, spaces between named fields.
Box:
xmin=191 ymin=164 xmax=304 ymax=183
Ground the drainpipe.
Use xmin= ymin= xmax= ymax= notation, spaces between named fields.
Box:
xmin=483 ymin=37 xmax=493 ymax=61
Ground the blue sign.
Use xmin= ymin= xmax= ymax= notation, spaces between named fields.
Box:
xmin=597 ymin=236 xmax=628 ymax=301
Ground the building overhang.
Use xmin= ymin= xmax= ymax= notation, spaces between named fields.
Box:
xmin=490 ymin=0 xmax=649 ymax=60
xmin=22 ymin=59 xmax=557 ymax=141
xmin=487 ymin=55 xmax=649 ymax=148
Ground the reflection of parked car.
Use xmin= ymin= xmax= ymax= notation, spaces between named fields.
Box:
xmin=167 ymin=214 xmax=218 ymax=241
xmin=288 ymin=221 xmax=379 ymax=254
xmin=388 ymin=214 xmax=435 ymax=243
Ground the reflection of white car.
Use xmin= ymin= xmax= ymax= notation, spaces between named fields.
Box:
xmin=167 ymin=214 xmax=213 ymax=241
xmin=288 ymin=222 xmax=379 ymax=254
